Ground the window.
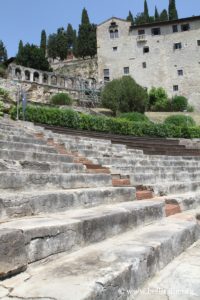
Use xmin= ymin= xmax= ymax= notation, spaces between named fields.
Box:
xmin=110 ymin=30 xmax=114 ymax=39
xmin=124 ymin=67 xmax=129 ymax=75
xmin=142 ymin=62 xmax=147 ymax=69
xmin=138 ymin=29 xmax=145 ymax=35
xmin=151 ymin=28 xmax=161 ymax=35
xmin=110 ymin=29 xmax=119 ymax=39
xmin=174 ymin=43 xmax=182 ymax=50
xmin=177 ymin=69 xmax=183 ymax=76
xmin=114 ymin=30 xmax=119 ymax=38
xmin=143 ymin=46 xmax=149 ymax=53
xmin=172 ymin=25 xmax=178 ymax=33
xmin=181 ymin=23 xmax=190 ymax=31
xmin=197 ymin=40 xmax=200 ymax=46
xmin=173 ymin=85 xmax=179 ymax=91
xmin=113 ymin=47 xmax=118 ymax=51
xmin=104 ymin=69 xmax=110 ymax=81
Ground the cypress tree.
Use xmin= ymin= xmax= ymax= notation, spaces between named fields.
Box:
xmin=66 ymin=24 xmax=74 ymax=50
xmin=154 ymin=6 xmax=160 ymax=21
xmin=40 ymin=30 xmax=47 ymax=55
xmin=72 ymin=30 xmax=78 ymax=57
xmin=168 ymin=0 xmax=178 ymax=20
xmin=77 ymin=8 xmax=97 ymax=58
xmin=56 ymin=27 xmax=68 ymax=61
xmin=0 ymin=40 xmax=7 ymax=62
xmin=18 ymin=40 xmax=23 ymax=54
xmin=47 ymin=33 xmax=58 ymax=60
xmin=160 ymin=9 xmax=169 ymax=21
xmin=144 ymin=0 xmax=149 ymax=23
xmin=126 ymin=11 xmax=134 ymax=25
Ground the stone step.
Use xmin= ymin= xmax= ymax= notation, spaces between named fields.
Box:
xmin=0 ymin=133 xmax=47 ymax=145
xmin=0 ymin=140 xmax=57 ymax=154
xmin=0 ymin=172 xmax=112 ymax=191
xmin=0 ymin=159 xmax=85 ymax=173
xmin=0 ymin=186 xmax=136 ymax=221
xmin=0 ymin=128 xmax=34 ymax=139
xmin=130 ymin=171 xmax=200 ymax=185
xmin=148 ymin=181 xmax=200 ymax=196
xmin=0 ymin=200 xmax=164 ymax=278
xmin=0 ymin=149 xmax=73 ymax=163
xmin=114 ymin=165 xmax=200 ymax=174
xmin=2 ymin=209 xmax=199 ymax=299
xmin=100 ymin=158 xmax=200 ymax=168
xmin=135 ymin=240 xmax=200 ymax=299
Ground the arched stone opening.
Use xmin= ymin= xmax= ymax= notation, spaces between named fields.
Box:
xmin=25 ymin=70 xmax=30 ymax=81
xmin=33 ymin=72 xmax=39 ymax=82
xmin=43 ymin=73 xmax=48 ymax=84
xmin=15 ymin=68 xmax=22 ymax=79
xmin=51 ymin=75 xmax=57 ymax=85
xmin=60 ymin=77 xmax=65 ymax=87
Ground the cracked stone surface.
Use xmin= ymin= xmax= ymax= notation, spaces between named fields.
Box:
xmin=0 ymin=286 xmax=9 ymax=298
xmin=134 ymin=240 xmax=200 ymax=300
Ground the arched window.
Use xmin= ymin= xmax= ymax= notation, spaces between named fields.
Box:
xmin=114 ymin=29 xmax=119 ymax=38
xmin=110 ymin=30 xmax=114 ymax=39
xmin=25 ymin=70 xmax=30 ymax=81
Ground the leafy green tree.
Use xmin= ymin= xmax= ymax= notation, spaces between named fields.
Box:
xmin=47 ymin=33 xmax=58 ymax=60
xmin=149 ymin=87 xmax=169 ymax=111
xmin=168 ymin=0 xmax=178 ymax=20
xmin=144 ymin=0 xmax=150 ymax=23
xmin=160 ymin=9 xmax=169 ymax=21
xmin=77 ymin=8 xmax=97 ymax=58
xmin=0 ymin=40 xmax=7 ymax=62
xmin=56 ymin=27 xmax=68 ymax=60
xmin=101 ymin=76 xmax=148 ymax=115
xmin=126 ymin=11 xmax=134 ymax=25
xmin=40 ymin=30 xmax=47 ymax=55
xmin=16 ymin=43 xmax=50 ymax=71
xmin=154 ymin=6 xmax=160 ymax=21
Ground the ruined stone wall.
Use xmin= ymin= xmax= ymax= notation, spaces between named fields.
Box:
xmin=51 ymin=58 xmax=98 ymax=81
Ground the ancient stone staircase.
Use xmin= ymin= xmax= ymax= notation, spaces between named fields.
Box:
xmin=0 ymin=117 xmax=199 ymax=299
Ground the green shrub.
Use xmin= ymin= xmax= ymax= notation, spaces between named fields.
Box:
xmin=0 ymin=87 xmax=10 ymax=102
xmin=0 ymin=101 xmax=4 ymax=117
xmin=119 ymin=112 xmax=150 ymax=123
xmin=101 ymin=76 xmax=148 ymax=115
xmin=50 ymin=93 xmax=73 ymax=106
xmin=10 ymin=104 xmax=200 ymax=139
xmin=148 ymin=87 xmax=170 ymax=111
xmin=171 ymin=96 xmax=188 ymax=112
xmin=164 ymin=115 xmax=196 ymax=127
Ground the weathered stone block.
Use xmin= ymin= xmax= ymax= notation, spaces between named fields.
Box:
xmin=0 ymin=229 xmax=27 ymax=280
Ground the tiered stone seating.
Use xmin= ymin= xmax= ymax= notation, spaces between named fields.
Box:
xmin=0 ymin=117 xmax=199 ymax=299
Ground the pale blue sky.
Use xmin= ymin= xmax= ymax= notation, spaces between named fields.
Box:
xmin=1 ymin=0 xmax=200 ymax=57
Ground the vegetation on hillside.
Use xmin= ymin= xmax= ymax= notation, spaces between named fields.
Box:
xmin=127 ymin=0 xmax=178 ymax=25
xmin=10 ymin=104 xmax=200 ymax=139
xmin=16 ymin=43 xmax=51 ymax=71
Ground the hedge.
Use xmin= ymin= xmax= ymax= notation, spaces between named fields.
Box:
xmin=164 ymin=115 xmax=196 ymax=127
xmin=10 ymin=105 xmax=200 ymax=139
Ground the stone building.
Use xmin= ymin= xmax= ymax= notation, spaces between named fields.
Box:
xmin=97 ymin=16 xmax=200 ymax=110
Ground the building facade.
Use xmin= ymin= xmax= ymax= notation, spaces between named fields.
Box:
xmin=97 ymin=16 xmax=200 ymax=110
